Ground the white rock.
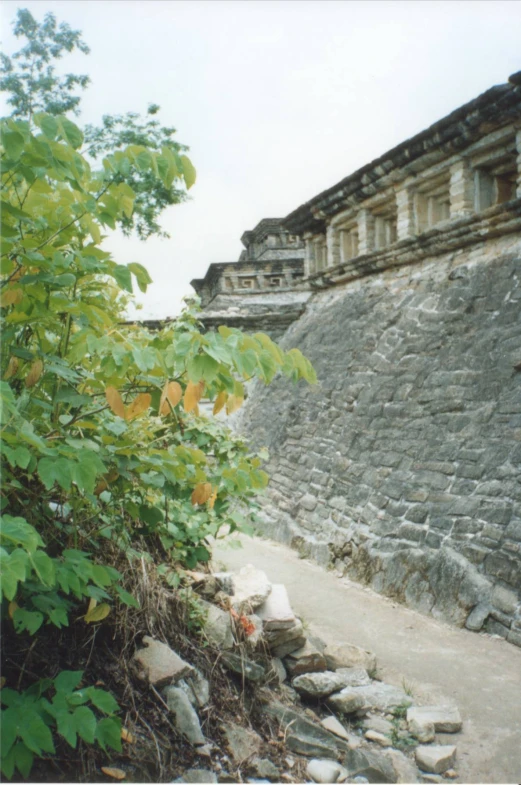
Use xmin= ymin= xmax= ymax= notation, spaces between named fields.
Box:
xmin=407 ymin=706 xmax=462 ymax=733
xmin=326 ymin=688 xmax=366 ymax=715
xmin=306 ymin=758 xmax=349 ymax=783
xmin=320 ymin=715 xmax=360 ymax=746
xmin=415 ymin=745 xmax=457 ymax=774
xmin=257 ymin=584 xmax=296 ymax=630
xmin=342 ymin=682 xmax=412 ymax=712
xmin=164 ymin=686 xmax=205 ymax=745
xmin=408 ymin=715 xmax=435 ymax=743
xmin=364 ymin=729 xmax=392 ymax=747
xmin=293 ymin=670 xmax=363 ymax=698
xmin=385 ymin=749 xmax=419 ymax=783
xmin=324 ymin=642 xmax=377 ymax=673
xmin=133 ymin=636 xmax=192 ymax=687
xmin=231 ymin=564 xmax=272 ymax=611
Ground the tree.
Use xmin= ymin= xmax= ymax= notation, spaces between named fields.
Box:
xmin=0 ymin=12 xmax=317 ymax=776
xmin=0 ymin=7 xmax=190 ymax=239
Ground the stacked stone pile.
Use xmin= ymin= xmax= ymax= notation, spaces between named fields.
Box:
xmin=132 ymin=565 xmax=464 ymax=783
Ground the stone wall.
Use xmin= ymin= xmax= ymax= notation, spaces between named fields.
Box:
xmin=236 ymin=232 xmax=521 ymax=645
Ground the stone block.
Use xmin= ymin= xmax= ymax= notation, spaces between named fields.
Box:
xmin=406 ymin=706 xmax=462 ymax=733
xmin=285 ymin=641 xmax=327 ymax=676
xmin=200 ymin=601 xmax=235 ymax=649
xmin=415 ymin=745 xmax=456 ymax=774
xmin=223 ymin=723 xmax=262 ymax=763
xmin=293 ymin=668 xmax=369 ymax=698
xmin=306 ymin=758 xmax=349 ymax=783
xmin=257 ymin=584 xmax=296 ymax=630
xmin=133 ymin=636 xmax=192 ymax=687
xmin=323 ymin=642 xmax=377 ymax=673
xmin=491 ymin=585 xmax=519 ymax=614
xmin=164 ymin=686 xmax=205 ymax=745
xmin=232 ymin=564 xmax=272 ymax=611
xmin=342 ymin=748 xmax=397 ymax=783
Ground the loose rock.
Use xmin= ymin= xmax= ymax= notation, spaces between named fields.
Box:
xmin=257 ymin=584 xmax=296 ymax=630
xmin=415 ymin=745 xmax=457 ymax=775
xmin=220 ymin=651 xmax=265 ymax=682
xmin=265 ymin=702 xmax=346 ymax=759
xmin=284 ymin=641 xmax=327 ymax=676
xmin=223 ymin=723 xmax=262 ymax=764
xmin=407 ymin=706 xmax=462 ymax=733
xmin=293 ymin=670 xmax=366 ymax=698
xmin=164 ymin=686 xmax=205 ymax=745
xmin=364 ymin=730 xmax=392 ymax=747
xmin=338 ymin=683 xmax=412 ymax=712
xmin=181 ymin=769 xmax=218 ymax=783
xmin=177 ymin=667 xmax=210 ymax=709
xmin=363 ymin=715 xmax=393 ymax=735
xmin=231 ymin=564 xmax=272 ymax=611
xmin=408 ymin=716 xmax=435 ymax=743
xmin=251 ymin=758 xmax=280 ymax=781
xmin=133 ymin=636 xmax=192 ymax=687
xmin=324 ymin=643 xmax=377 ymax=673
xmin=326 ymin=688 xmax=367 ymax=715
xmin=201 ymin=601 xmax=235 ymax=649
xmin=385 ymin=749 xmax=419 ymax=783
xmin=343 ymin=748 xmax=397 ymax=783
xmin=306 ymin=758 xmax=349 ymax=783
xmin=321 ymin=715 xmax=361 ymax=746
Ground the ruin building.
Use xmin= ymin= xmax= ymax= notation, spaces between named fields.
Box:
xmin=190 ymin=219 xmax=311 ymax=339
xmin=194 ymin=73 xmax=521 ymax=645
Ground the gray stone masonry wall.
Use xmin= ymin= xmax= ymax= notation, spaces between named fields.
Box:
xmin=237 ymin=233 xmax=521 ymax=645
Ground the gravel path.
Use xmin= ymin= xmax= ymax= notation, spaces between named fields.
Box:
xmin=212 ymin=534 xmax=521 ymax=785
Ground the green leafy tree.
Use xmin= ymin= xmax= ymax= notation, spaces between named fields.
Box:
xmin=1 ymin=7 xmax=190 ymax=238
xmin=0 ymin=8 xmax=90 ymax=119
xmin=0 ymin=111 xmax=316 ymax=778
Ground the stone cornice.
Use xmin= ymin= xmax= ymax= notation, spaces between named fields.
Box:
xmin=307 ymin=199 xmax=521 ymax=288
xmin=284 ymin=77 xmax=521 ymax=235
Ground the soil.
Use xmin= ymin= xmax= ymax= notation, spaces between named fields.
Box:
xmin=212 ymin=533 xmax=521 ymax=785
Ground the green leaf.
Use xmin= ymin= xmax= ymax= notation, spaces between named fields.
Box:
xmin=95 ymin=717 xmax=122 ymax=752
xmin=54 ymin=671 xmax=83 ymax=694
xmin=31 ymin=550 xmax=55 ymax=586
xmin=73 ymin=705 xmax=97 ymax=744
xmin=187 ymin=354 xmax=219 ymax=383
xmin=12 ymin=609 xmax=44 ymax=635
xmin=1 ymin=746 xmax=15 ymax=779
xmin=38 ymin=457 xmax=72 ymax=491
xmin=58 ymin=118 xmax=84 ymax=149
xmin=0 ymin=516 xmax=43 ymax=552
xmin=19 ymin=710 xmax=55 ymax=755
xmin=0 ymin=708 xmax=17 ymax=758
xmin=35 ymin=114 xmax=59 ymax=140
xmin=86 ymin=688 xmax=119 ymax=715
xmin=0 ymin=548 xmax=30 ymax=600
xmin=2 ymin=131 xmax=25 ymax=161
xmin=13 ymin=741 xmax=34 ymax=778
xmin=128 ymin=262 xmax=152 ymax=293
xmin=112 ymin=265 xmax=133 ymax=293
xmin=180 ymin=155 xmax=196 ymax=189
xmin=114 ymin=585 xmax=140 ymax=609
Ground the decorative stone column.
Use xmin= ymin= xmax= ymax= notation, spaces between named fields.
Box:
xmin=396 ymin=186 xmax=414 ymax=240
xmin=450 ymin=160 xmax=474 ymax=218
xmin=516 ymin=129 xmax=521 ymax=198
xmin=357 ymin=209 xmax=375 ymax=255
xmin=304 ymin=236 xmax=315 ymax=276
xmin=326 ymin=224 xmax=340 ymax=268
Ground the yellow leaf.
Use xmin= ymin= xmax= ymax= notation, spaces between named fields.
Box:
xmin=25 ymin=359 xmax=43 ymax=388
xmin=191 ymin=482 xmax=213 ymax=506
xmin=85 ymin=602 xmax=111 ymax=623
xmin=8 ymin=601 xmax=19 ymax=619
xmin=225 ymin=395 xmax=244 ymax=415
xmin=121 ymin=728 xmax=136 ymax=744
xmin=3 ymin=356 xmax=19 ymax=380
xmin=125 ymin=392 xmax=151 ymax=421
xmin=184 ymin=380 xmax=204 ymax=413
xmin=212 ymin=391 xmax=227 ymax=416
xmin=105 ymin=386 xmax=126 ymax=418
xmin=160 ymin=381 xmax=182 ymax=415
xmin=0 ymin=677 xmax=6 ymax=689
xmin=101 ymin=767 xmax=126 ymax=780
xmin=94 ymin=478 xmax=108 ymax=496
xmin=2 ymin=288 xmax=23 ymax=306
xmin=208 ymin=486 xmax=218 ymax=509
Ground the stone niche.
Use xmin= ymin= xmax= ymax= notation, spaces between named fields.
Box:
xmin=235 ymin=73 xmax=521 ymax=646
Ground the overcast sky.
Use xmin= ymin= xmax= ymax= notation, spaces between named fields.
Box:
xmin=1 ymin=0 xmax=521 ymax=318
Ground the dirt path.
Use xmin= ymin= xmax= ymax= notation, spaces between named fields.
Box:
xmin=212 ymin=534 xmax=521 ymax=785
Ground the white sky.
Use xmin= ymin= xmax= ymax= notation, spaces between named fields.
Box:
xmin=1 ymin=0 xmax=521 ymax=318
